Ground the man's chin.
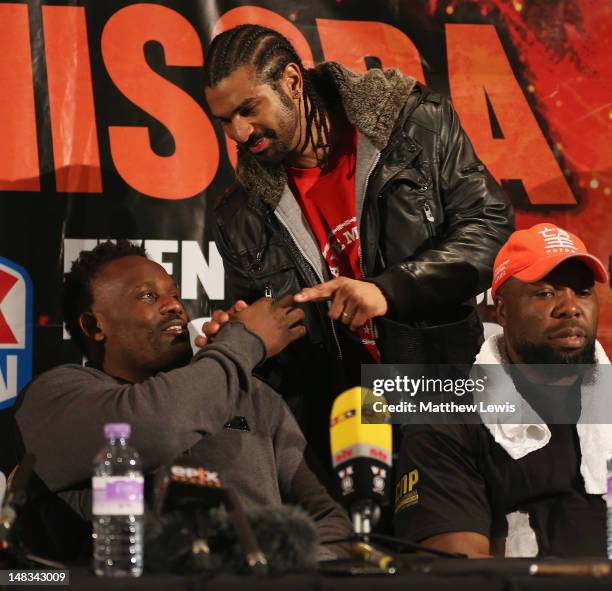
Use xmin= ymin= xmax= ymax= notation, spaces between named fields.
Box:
xmin=156 ymin=339 xmax=193 ymax=371
xmin=517 ymin=340 xmax=597 ymax=366
xmin=251 ymin=150 xmax=285 ymax=165
xmin=239 ymin=142 xmax=286 ymax=165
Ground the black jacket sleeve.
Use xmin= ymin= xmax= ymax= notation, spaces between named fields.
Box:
xmin=369 ymin=96 xmax=514 ymax=321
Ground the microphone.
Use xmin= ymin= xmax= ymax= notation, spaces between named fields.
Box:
xmin=157 ymin=459 xmax=268 ymax=575
xmin=150 ymin=461 xmax=319 ymax=574
xmin=327 ymin=389 xmax=466 ymax=564
xmin=0 ymin=455 xmax=68 ymax=570
xmin=351 ymin=541 xmax=397 ymax=574
xmin=157 ymin=459 xmax=228 ymax=570
xmin=222 ymin=488 xmax=267 ymax=575
xmin=330 ymin=387 xmax=392 ymax=536
xmin=159 ymin=461 xmax=224 ymax=513
xmin=0 ymin=454 xmax=36 ymax=547
xmin=209 ymin=505 xmax=318 ymax=574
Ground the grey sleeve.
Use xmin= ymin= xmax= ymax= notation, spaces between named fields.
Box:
xmin=15 ymin=322 xmax=265 ymax=492
xmin=270 ymin=393 xmax=353 ymax=550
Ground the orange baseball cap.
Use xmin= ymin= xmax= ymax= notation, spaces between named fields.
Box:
xmin=492 ymin=223 xmax=608 ymax=297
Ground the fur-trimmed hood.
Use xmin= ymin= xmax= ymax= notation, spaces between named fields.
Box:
xmin=235 ymin=62 xmax=417 ymax=209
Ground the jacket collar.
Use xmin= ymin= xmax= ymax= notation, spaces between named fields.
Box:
xmin=235 ymin=62 xmax=417 ymax=209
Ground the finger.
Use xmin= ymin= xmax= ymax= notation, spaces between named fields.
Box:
xmin=350 ymin=309 xmax=370 ymax=331
xmin=285 ymin=307 xmax=305 ymax=327
xmin=231 ymin=300 xmax=249 ymax=313
xmin=329 ymin=287 xmax=350 ymax=321
xmin=288 ymin=324 xmax=307 ymax=341
xmin=202 ymin=320 xmax=221 ymax=337
xmin=194 ymin=335 xmax=208 ymax=348
xmin=293 ymin=281 xmax=338 ymax=303
xmin=275 ymin=294 xmax=295 ymax=308
xmin=339 ymin=301 xmax=358 ymax=326
xmin=332 ymin=289 xmax=358 ymax=326
xmin=253 ymin=295 xmax=274 ymax=306
xmin=211 ymin=309 xmax=229 ymax=324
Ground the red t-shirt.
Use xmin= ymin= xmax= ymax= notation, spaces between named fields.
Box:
xmin=287 ymin=124 xmax=380 ymax=363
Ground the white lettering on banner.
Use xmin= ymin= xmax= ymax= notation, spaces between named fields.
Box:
xmin=145 ymin=240 xmax=179 ymax=274
xmin=63 ymin=240 xmax=99 ymax=273
xmin=476 ymin=289 xmax=494 ymax=305
xmin=0 ymin=355 xmax=17 ymax=403
xmin=181 ymin=241 xmax=224 ymax=300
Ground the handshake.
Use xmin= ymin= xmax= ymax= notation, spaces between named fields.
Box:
xmin=195 ymin=296 xmax=306 ymax=359
xmin=195 ymin=277 xmax=389 ymax=359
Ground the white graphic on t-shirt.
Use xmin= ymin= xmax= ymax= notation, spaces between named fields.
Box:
xmin=322 ymin=217 xmax=360 ymax=277
xmin=318 ymin=216 xmax=380 ymax=361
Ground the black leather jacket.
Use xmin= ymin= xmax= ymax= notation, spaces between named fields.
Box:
xmin=214 ymin=63 xmax=514 ymax=417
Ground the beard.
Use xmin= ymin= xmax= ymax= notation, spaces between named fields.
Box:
xmin=239 ymin=130 xmax=292 ymax=164
xmin=145 ymin=320 xmax=193 ymax=373
xmin=515 ymin=338 xmax=596 ymax=364
xmin=240 ymin=88 xmax=299 ymax=164
xmin=513 ymin=338 xmax=596 ymax=378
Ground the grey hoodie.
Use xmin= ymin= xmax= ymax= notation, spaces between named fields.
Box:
xmin=14 ymin=322 xmax=351 ymax=552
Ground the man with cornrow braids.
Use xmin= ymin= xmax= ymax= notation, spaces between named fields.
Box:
xmin=203 ymin=25 xmax=514 ymax=470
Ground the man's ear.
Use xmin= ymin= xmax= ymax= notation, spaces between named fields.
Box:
xmin=494 ymin=295 xmax=507 ymax=328
xmin=79 ymin=312 xmax=105 ymax=342
xmin=282 ymin=62 xmax=303 ymax=97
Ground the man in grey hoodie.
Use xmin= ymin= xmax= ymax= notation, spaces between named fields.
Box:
xmin=13 ymin=240 xmax=351 ymax=560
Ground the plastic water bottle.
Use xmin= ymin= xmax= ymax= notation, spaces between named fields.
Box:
xmin=92 ymin=423 xmax=144 ymax=577
xmin=608 ymin=453 xmax=612 ymax=559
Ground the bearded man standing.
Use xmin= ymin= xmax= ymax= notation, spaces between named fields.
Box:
xmin=203 ymin=25 xmax=514 ymax=449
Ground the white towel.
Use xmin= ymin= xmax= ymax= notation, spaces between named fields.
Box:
xmin=474 ymin=335 xmax=612 ymax=494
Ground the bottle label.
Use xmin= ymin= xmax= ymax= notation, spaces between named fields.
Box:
xmin=92 ymin=476 xmax=144 ymax=516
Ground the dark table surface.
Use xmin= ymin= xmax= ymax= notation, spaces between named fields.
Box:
xmin=56 ymin=557 xmax=612 ymax=591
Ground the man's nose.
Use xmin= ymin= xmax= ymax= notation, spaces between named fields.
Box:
xmin=160 ymin=294 xmax=185 ymax=316
xmin=228 ymin=117 xmax=253 ymax=144
xmin=554 ymin=289 xmax=581 ymax=318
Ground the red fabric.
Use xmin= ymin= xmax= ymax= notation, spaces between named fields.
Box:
xmin=287 ymin=125 xmax=380 ymax=362
xmin=0 ymin=269 xmax=18 ymax=344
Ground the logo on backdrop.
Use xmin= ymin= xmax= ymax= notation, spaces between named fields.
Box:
xmin=0 ymin=257 xmax=33 ymax=409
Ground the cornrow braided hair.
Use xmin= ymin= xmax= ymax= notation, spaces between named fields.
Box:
xmin=204 ymin=25 xmax=331 ymax=164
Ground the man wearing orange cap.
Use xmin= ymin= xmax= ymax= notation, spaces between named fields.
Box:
xmin=490 ymin=223 xmax=607 ymax=366
xmin=394 ymin=224 xmax=610 ymax=558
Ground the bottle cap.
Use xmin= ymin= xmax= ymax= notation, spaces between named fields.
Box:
xmin=104 ymin=422 xmax=131 ymax=440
